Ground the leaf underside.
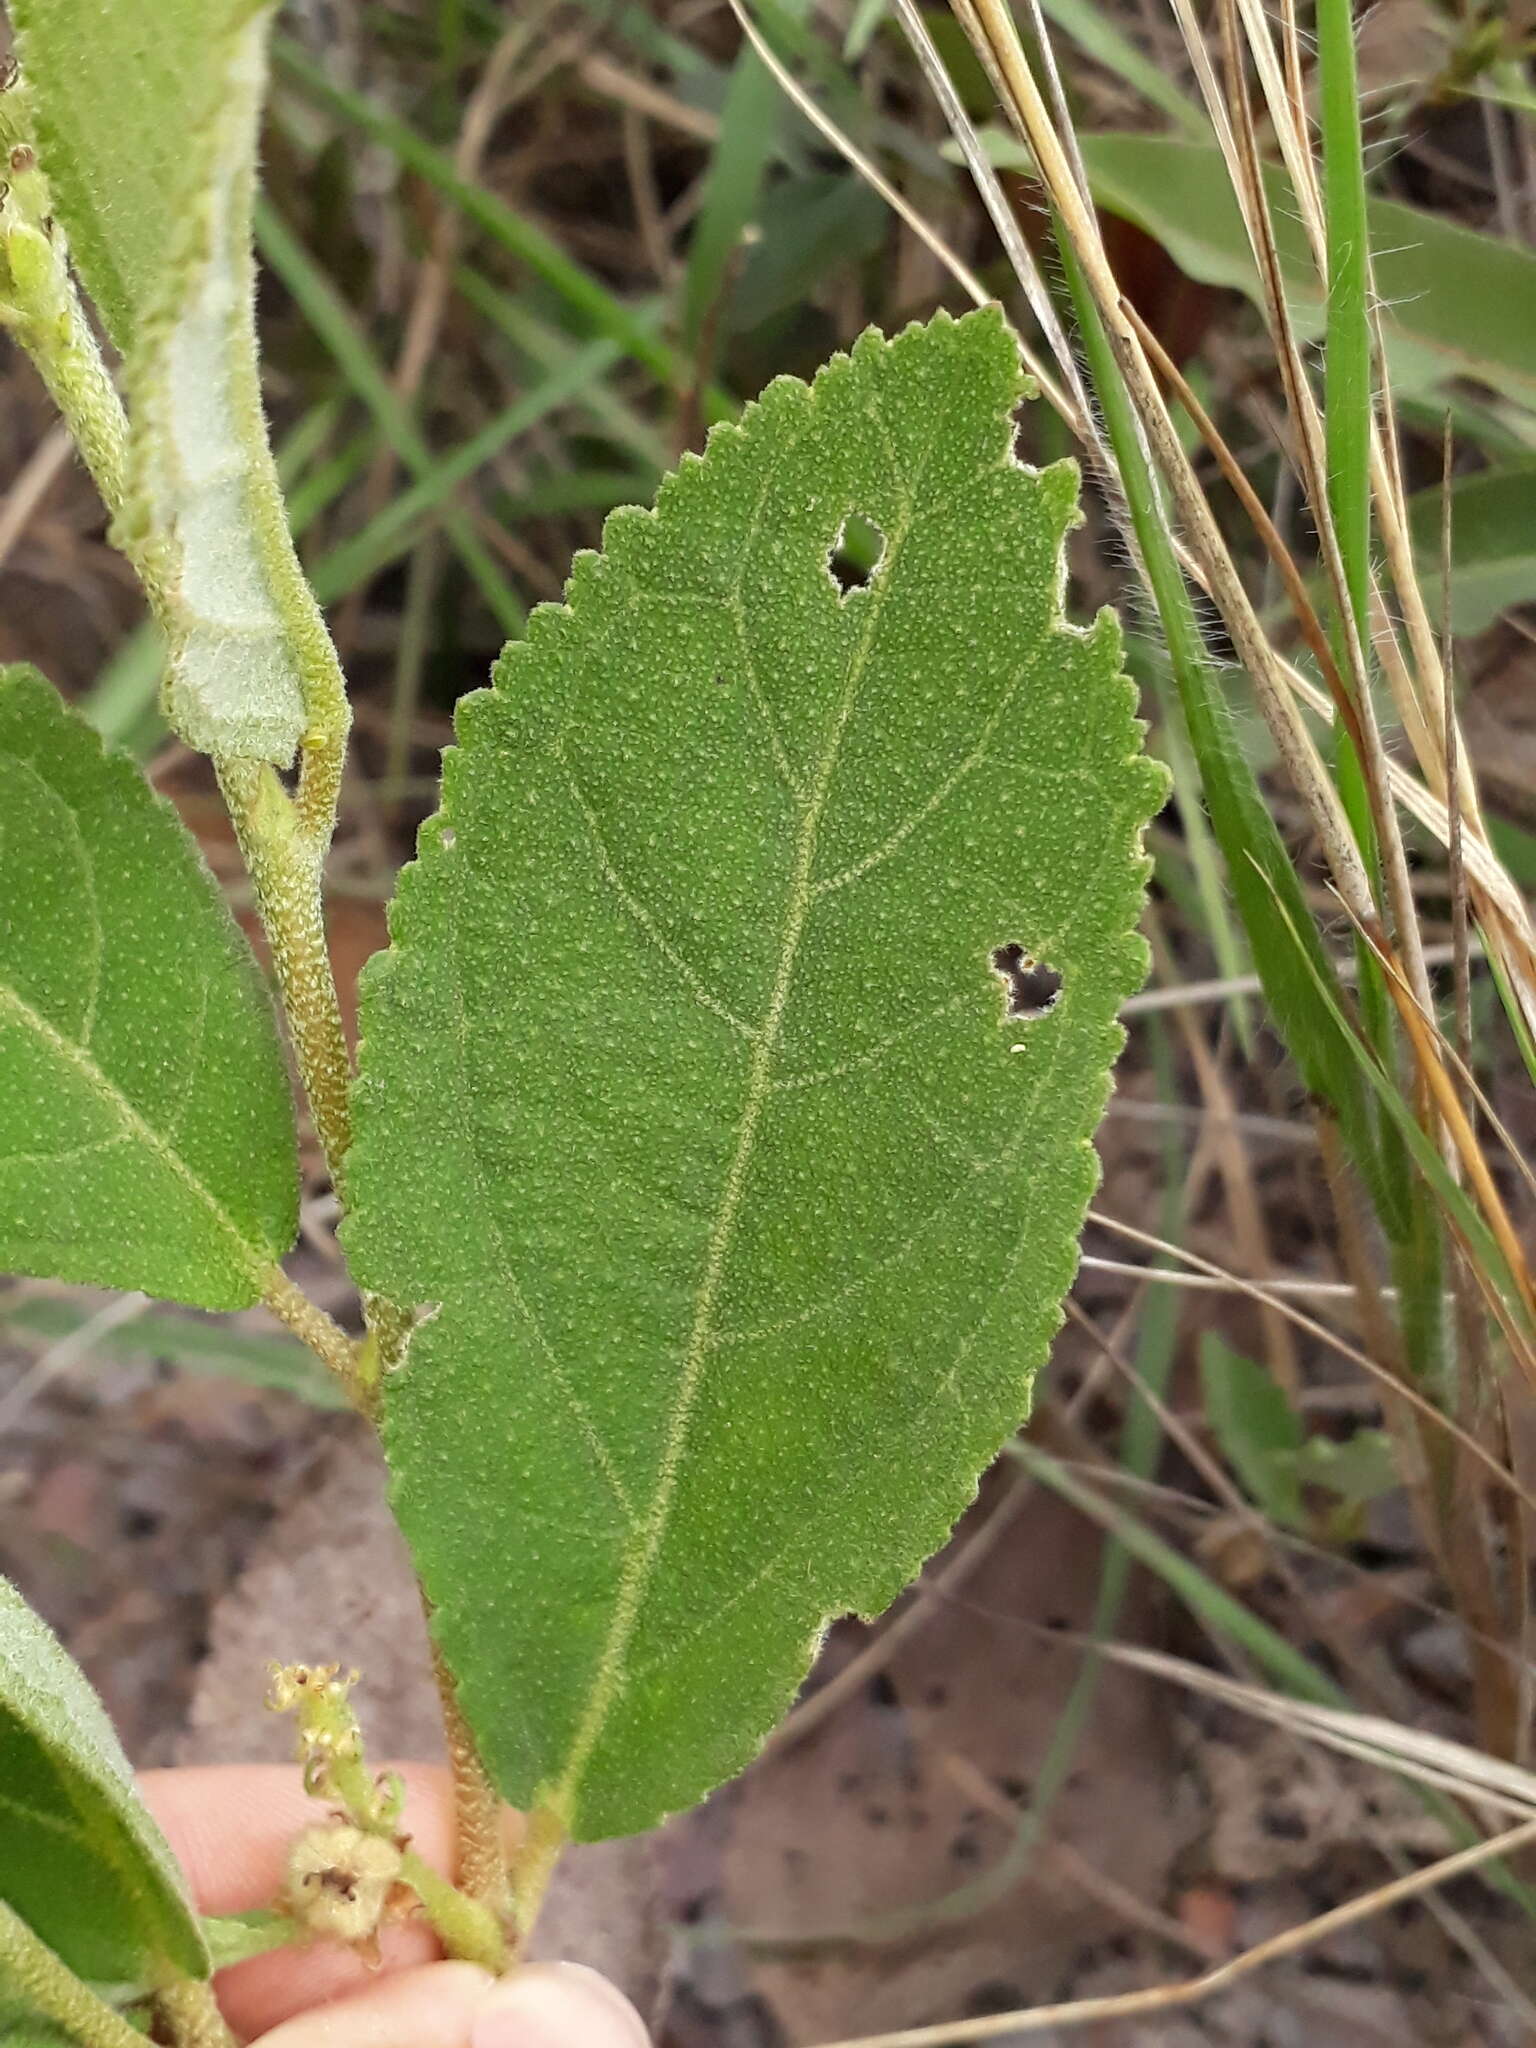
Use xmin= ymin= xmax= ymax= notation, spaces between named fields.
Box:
xmin=0 ymin=1575 xmax=206 ymax=1984
xmin=8 ymin=0 xmax=266 ymax=353
xmin=15 ymin=0 xmax=311 ymax=763
xmin=349 ymin=308 xmax=1165 ymax=1841
xmin=0 ymin=667 xmax=297 ymax=1307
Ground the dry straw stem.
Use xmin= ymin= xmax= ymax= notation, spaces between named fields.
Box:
xmin=722 ymin=0 xmax=1084 ymax=430
xmin=1212 ymin=0 xmax=1536 ymax=1037
xmin=946 ymin=0 xmax=1375 ymax=936
xmin=1100 ymin=1642 xmax=1536 ymax=1820
xmin=811 ymin=1814 xmax=1536 ymax=2047
xmin=754 ymin=0 xmax=1536 ymax=1030
xmin=887 ymin=0 xmax=1094 ymax=434
xmin=934 ymin=0 xmax=1536 ymax=1327
xmin=1340 ymin=911 xmax=1536 ymax=1354
xmin=1086 ymin=1209 xmax=1536 ymax=1520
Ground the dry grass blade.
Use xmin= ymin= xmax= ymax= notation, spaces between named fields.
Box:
xmin=725 ymin=0 xmax=1092 ymax=436
xmin=887 ymin=0 xmax=1093 ymax=431
xmin=809 ymin=1818 xmax=1536 ymax=2046
xmin=1337 ymin=908 xmax=1536 ymax=1343
xmin=946 ymin=0 xmax=1377 ymax=934
xmin=1087 ymin=1210 xmax=1536 ymax=1518
xmin=1100 ymin=1643 xmax=1536 ymax=1817
xmin=0 ymin=421 xmax=73 ymax=572
xmin=1210 ymin=0 xmax=1435 ymax=1033
xmin=721 ymin=5 xmax=987 ymax=305
xmin=1219 ymin=0 xmax=1536 ymax=1042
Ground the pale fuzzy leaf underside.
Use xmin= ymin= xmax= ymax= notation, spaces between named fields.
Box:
xmin=0 ymin=667 xmax=298 ymax=1307
xmin=349 ymin=308 xmax=1165 ymax=1840
xmin=0 ymin=1575 xmax=206 ymax=1984
xmin=8 ymin=0 xmax=267 ymax=353
xmin=13 ymin=0 xmax=313 ymax=764
xmin=118 ymin=5 xmax=311 ymax=765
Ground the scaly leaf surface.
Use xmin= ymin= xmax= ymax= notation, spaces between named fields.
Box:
xmin=349 ymin=309 xmax=1164 ymax=1839
xmin=0 ymin=667 xmax=297 ymax=1307
xmin=0 ymin=1575 xmax=206 ymax=1984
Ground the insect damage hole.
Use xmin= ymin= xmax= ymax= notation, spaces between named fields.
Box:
xmin=991 ymin=943 xmax=1063 ymax=1024
xmin=827 ymin=511 xmax=887 ymax=599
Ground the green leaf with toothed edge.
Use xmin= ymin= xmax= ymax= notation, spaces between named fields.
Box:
xmin=348 ymin=308 xmax=1166 ymax=1841
xmin=0 ymin=666 xmax=298 ymax=1309
xmin=0 ymin=1575 xmax=207 ymax=1985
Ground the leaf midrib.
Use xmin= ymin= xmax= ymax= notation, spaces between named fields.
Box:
xmin=548 ymin=463 xmax=911 ymax=1816
xmin=0 ymin=975 xmax=266 ymax=1280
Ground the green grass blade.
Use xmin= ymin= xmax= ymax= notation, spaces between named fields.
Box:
xmin=683 ymin=4 xmax=810 ymax=349
xmin=254 ymin=201 xmax=525 ymax=633
xmin=456 ymin=271 xmax=673 ymax=469
xmin=1054 ymin=235 xmax=1400 ymax=1234
xmin=1012 ymin=1442 xmax=1337 ymax=1700
xmin=1151 ymin=700 xmax=1255 ymax=1054
xmin=307 ymin=335 xmax=638 ymax=607
xmin=1036 ymin=0 xmax=1205 ymax=137
xmin=2 ymin=1295 xmax=346 ymax=1407
xmin=1316 ymin=0 xmax=1373 ymax=643
xmin=273 ymin=38 xmax=713 ymax=402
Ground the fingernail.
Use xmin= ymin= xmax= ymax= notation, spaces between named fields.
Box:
xmin=471 ymin=1963 xmax=649 ymax=2048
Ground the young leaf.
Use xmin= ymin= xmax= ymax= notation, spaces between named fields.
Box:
xmin=1407 ymin=459 xmax=1536 ymax=636
xmin=0 ymin=1574 xmax=206 ymax=1985
xmin=14 ymin=0 xmax=322 ymax=764
xmin=349 ymin=308 xmax=1165 ymax=1841
xmin=7 ymin=0 xmax=262 ymax=354
xmin=1198 ymin=1333 xmax=1306 ymax=1532
xmin=0 ymin=666 xmax=298 ymax=1308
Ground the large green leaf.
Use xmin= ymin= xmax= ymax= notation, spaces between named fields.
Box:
xmin=7 ymin=0 xmax=264 ymax=353
xmin=0 ymin=1575 xmax=206 ymax=1985
xmin=1407 ymin=460 xmax=1536 ymax=635
xmin=1063 ymin=134 xmax=1536 ymax=408
xmin=0 ymin=666 xmax=297 ymax=1308
xmin=349 ymin=309 xmax=1165 ymax=1840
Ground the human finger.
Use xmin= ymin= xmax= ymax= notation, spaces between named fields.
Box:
xmin=249 ymin=1963 xmax=649 ymax=2048
xmin=137 ymin=1764 xmax=522 ymax=2037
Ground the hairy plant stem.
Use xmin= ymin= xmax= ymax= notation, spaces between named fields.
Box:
xmin=216 ymin=756 xmax=355 ymax=1192
xmin=431 ymin=1637 xmax=513 ymax=1920
xmin=153 ymin=1976 xmax=238 ymax=2048
xmin=399 ymin=1849 xmax=508 ymax=1975
xmin=0 ymin=1899 xmax=148 ymax=2048
xmin=509 ymin=1805 xmax=568 ymax=1951
xmin=2 ymin=238 xmax=128 ymax=510
xmin=259 ymin=1263 xmax=364 ymax=1392
xmin=4 ymin=52 xmax=504 ymax=1922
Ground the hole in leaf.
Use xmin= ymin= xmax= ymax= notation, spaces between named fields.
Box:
xmin=990 ymin=943 xmax=1063 ymax=1020
xmin=827 ymin=511 xmax=886 ymax=598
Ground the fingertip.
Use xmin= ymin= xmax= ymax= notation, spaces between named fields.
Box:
xmin=470 ymin=1964 xmax=650 ymax=2048
xmin=251 ymin=1962 xmax=496 ymax=2048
